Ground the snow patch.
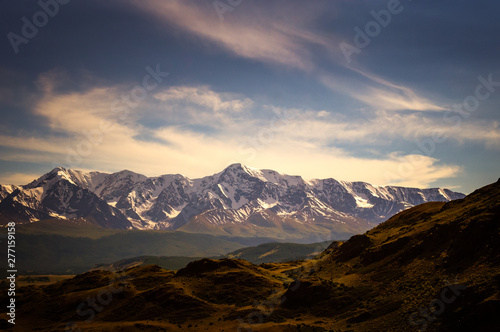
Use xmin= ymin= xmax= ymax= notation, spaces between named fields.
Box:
xmin=256 ymin=198 xmax=278 ymax=209
xmin=438 ymin=188 xmax=451 ymax=200
xmin=354 ymin=196 xmax=374 ymax=208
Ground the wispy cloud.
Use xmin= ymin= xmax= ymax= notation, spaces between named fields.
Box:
xmin=283 ymin=109 xmax=500 ymax=147
xmin=130 ymin=0 xmax=446 ymax=113
xmin=129 ymin=0 xmax=327 ymax=71
xmin=319 ymin=73 xmax=446 ymax=112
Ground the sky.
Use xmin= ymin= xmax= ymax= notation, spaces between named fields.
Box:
xmin=0 ymin=0 xmax=498 ymax=194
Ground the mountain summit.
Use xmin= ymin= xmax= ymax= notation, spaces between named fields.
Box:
xmin=0 ymin=165 xmax=465 ymax=241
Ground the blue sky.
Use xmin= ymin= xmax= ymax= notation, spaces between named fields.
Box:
xmin=0 ymin=0 xmax=498 ymax=193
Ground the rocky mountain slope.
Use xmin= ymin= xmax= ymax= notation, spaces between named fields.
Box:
xmin=0 ymin=164 xmax=464 ymax=240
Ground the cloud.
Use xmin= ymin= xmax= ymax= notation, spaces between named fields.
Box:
xmin=271 ymin=108 xmax=500 ymax=149
xmin=245 ymin=148 xmax=461 ymax=188
xmin=1 ymin=68 xmax=482 ymax=189
xmin=0 ymin=135 xmax=65 ymax=154
xmin=129 ymin=0 xmax=330 ymax=72
xmin=319 ymin=73 xmax=446 ymax=112
xmin=0 ymin=74 xmax=466 ymax=188
xmin=129 ymin=0 xmax=447 ymax=113
xmin=0 ymin=172 xmax=41 ymax=186
xmin=151 ymin=86 xmax=254 ymax=130
xmin=154 ymin=86 xmax=253 ymax=113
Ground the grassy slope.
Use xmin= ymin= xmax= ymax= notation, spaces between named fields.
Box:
xmin=304 ymin=180 xmax=500 ymax=331
xmin=4 ymin=260 xmax=293 ymax=331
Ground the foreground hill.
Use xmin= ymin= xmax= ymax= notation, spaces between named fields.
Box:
xmin=308 ymin=178 xmax=500 ymax=331
xmin=0 ymin=164 xmax=464 ymax=241
xmin=1 ymin=180 xmax=497 ymax=331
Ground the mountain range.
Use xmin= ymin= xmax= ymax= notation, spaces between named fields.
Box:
xmin=0 ymin=164 xmax=465 ymax=240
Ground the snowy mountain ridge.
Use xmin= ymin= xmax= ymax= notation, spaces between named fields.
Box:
xmin=0 ymin=164 xmax=465 ymax=240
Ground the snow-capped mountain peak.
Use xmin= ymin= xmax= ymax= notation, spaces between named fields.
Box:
xmin=0 ymin=164 xmax=466 ymax=240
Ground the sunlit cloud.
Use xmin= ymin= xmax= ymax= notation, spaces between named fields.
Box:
xmin=0 ymin=172 xmax=41 ymax=186
xmin=0 ymin=135 xmax=69 ymax=154
xmin=154 ymin=86 xmax=253 ymax=113
xmin=151 ymin=86 xmax=254 ymax=130
xmin=283 ymin=110 xmax=500 ymax=147
xmin=0 ymin=75 xmax=468 ymax=188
